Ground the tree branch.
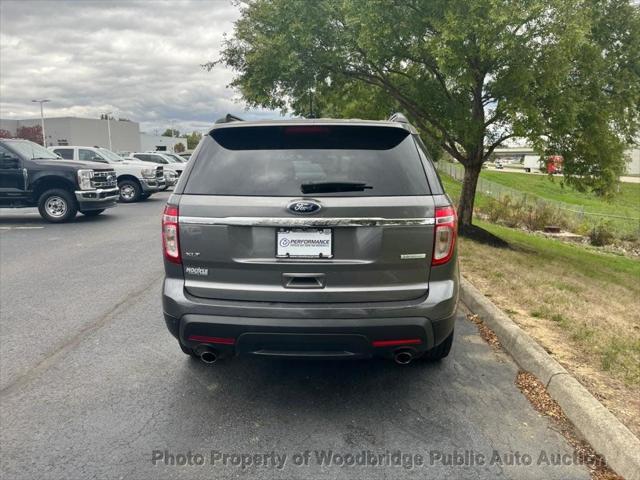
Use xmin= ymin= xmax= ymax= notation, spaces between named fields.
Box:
xmin=483 ymin=133 xmax=517 ymax=162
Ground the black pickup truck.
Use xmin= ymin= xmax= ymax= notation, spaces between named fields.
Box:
xmin=0 ymin=139 xmax=119 ymax=222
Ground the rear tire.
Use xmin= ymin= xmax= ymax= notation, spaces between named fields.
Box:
xmin=81 ymin=209 xmax=105 ymax=216
xmin=37 ymin=189 xmax=78 ymax=223
xmin=421 ymin=330 xmax=454 ymax=361
xmin=118 ymin=180 xmax=141 ymax=203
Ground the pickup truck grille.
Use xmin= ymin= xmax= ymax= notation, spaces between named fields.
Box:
xmin=92 ymin=170 xmax=117 ymax=188
xmin=155 ymin=166 xmax=164 ymax=179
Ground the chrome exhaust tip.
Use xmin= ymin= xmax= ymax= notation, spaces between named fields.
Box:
xmin=394 ymin=349 xmax=414 ymax=365
xmin=199 ymin=348 xmax=218 ymax=364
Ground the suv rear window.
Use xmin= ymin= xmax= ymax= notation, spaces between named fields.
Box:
xmin=184 ymin=125 xmax=430 ymax=196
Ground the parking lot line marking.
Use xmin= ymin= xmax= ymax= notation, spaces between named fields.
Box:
xmin=0 ymin=212 xmax=40 ymax=216
xmin=0 ymin=226 xmax=45 ymax=230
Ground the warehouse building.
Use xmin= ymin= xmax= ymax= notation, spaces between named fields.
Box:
xmin=0 ymin=116 xmax=187 ymax=153
xmin=140 ymin=132 xmax=187 ymax=152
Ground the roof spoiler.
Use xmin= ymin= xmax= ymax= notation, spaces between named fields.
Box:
xmin=215 ymin=113 xmax=245 ymax=124
xmin=388 ymin=112 xmax=409 ymax=124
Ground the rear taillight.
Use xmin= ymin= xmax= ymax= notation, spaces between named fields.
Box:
xmin=432 ymin=205 xmax=457 ymax=266
xmin=162 ymin=205 xmax=181 ymax=264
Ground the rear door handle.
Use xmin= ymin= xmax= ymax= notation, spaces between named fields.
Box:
xmin=282 ymin=273 xmax=326 ymax=289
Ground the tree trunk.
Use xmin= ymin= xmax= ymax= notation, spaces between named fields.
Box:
xmin=457 ymin=163 xmax=483 ymax=235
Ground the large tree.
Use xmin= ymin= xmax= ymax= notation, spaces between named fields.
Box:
xmin=214 ymin=0 xmax=639 ymax=232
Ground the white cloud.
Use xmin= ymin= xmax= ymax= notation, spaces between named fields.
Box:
xmin=0 ymin=0 xmax=278 ymax=134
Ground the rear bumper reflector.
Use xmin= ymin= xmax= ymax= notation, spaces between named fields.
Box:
xmin=187 ymin=335 xmax=236 ymax=345
xmin=372 ymin=339 xmax=422 ymax=347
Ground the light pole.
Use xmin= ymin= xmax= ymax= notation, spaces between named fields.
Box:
xmin=171 ymin=120 xmax=176 ymax=152
xmin=104 ymin=111 xmax=113 ymax=151
xmin=31 ymin=99 xmax=50 ymax=146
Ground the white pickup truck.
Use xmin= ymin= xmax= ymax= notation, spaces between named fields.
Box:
xmin=49 ymin=146 xmax=166 ymax=202
xmin=127 ymin=152 xmax=186 ymax=189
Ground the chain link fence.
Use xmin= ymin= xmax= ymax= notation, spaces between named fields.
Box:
xmin=437 ymin=162 xmax=640 ymax=238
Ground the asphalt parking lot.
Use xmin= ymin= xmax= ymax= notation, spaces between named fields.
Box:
xmin=0 ymin=193 xmax=591 ymax=480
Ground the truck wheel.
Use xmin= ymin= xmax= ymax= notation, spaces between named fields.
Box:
xmin=118 ymin=180 xmax=141 ymax=203
xmin=37 ymin=189 xmax=78 ymax=223
xmin=81 ymin=209 xmax=105 ymax=216
xmin=420 ymin=330 xmax=454 ymax=362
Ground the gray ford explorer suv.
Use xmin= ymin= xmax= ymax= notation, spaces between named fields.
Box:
xmin=162 ymin=114 xmax=459 ymax=365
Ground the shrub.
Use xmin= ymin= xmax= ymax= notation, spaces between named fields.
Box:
xmin=480 ymin=195 xmax=571 ymax=232
xmin=589 ymin=222 xmax=615 ymax=246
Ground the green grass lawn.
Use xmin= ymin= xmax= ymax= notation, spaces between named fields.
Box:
xmin=474 ymin=220 xmax=640 ymax=286
xmin=459 ymin=219 xmax=640 ymax=386
xmin=441 ymin=168 xmax=640 ymax=429
xmin=439 ymin=168 xmax=640 ymax=237
xmin=480 ymin=171 xmax=640 ymax=219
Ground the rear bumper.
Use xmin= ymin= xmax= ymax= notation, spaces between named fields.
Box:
xmin=75 ymin=187 xmax=119 ymax=210
xmin=163 ymin=278 xmax=458 ymax=359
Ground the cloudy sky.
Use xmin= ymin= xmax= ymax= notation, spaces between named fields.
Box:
xmin=0 ymin=0 xmax=278 ymax=135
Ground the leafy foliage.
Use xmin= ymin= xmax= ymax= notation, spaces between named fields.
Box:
xmin=162 ymin=128 xmax=180 ymax=137
xmin=215 ymin=0 xmax=640 ymax=229
xmin=16 ymin=125 xmax=43 ymax=145
xmin=186 ymin=131 xmax=203 ymax=150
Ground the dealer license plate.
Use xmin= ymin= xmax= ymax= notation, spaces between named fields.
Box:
xmin=276 ymin=228 xmax=333 ymax=258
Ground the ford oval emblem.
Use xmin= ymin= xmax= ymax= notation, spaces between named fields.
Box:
xmin=287 ymin=200 xmax=322 ymax=215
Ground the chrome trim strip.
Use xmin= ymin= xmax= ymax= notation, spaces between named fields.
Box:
xmin=179 ymin=216 xmax=436 ymax=227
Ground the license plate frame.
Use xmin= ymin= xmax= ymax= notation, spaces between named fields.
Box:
xmin=276 ymin=228 xmax=333 ymax=259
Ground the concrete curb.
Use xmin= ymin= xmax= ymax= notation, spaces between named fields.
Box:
xmin=460 ymin=277 xmax=640 ymax=480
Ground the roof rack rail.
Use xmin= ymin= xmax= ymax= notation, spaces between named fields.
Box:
xmin=215 ymin=113 xmax=245 ymax=124
xmin=388 ymin=112 xmax=409 ymax=124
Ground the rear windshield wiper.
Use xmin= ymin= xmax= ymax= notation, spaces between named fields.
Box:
xmin=300 ymin=181 xmax=373 ymax=194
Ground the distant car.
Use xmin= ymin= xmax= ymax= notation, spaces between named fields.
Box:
xmin=49 ymin=146 xmax=165 ymax=202
xmin=161 ymin=152 xmax=187 ymax=163
xmin=546 ymin=156 xmax=563 ymax=174
xmin=0 ymin=139 xmax=118 ymax=222
xmin=128 ymin=152 xmax=185 ymax=189
xmin=494 ymin=161 xmax=504 ymax=169
xmin=178 ymin=152 xmax=191 ymax=161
